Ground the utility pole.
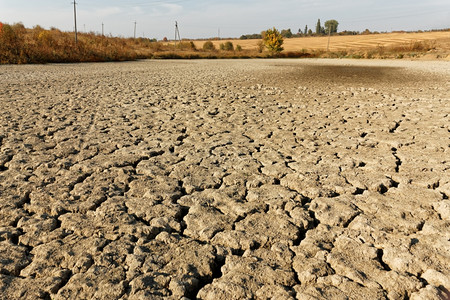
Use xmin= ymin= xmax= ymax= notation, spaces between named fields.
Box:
xmin=218 ymin=28 xmax=220 ymax=40
xmin=102 ymin=22 xmax=104 ymax=36
xmin=326 ymin=25 xmax=331 ymax=52
xmin=134 ymin=21 xmax=137 ymax=39
xmin=73 ymin=1 xmax=77 ymax=44
xmin=174 ymin=21 xmax=181 ymax=45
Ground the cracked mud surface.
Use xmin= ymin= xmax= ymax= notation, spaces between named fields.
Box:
xmin=0 ymin=59 xmax=449 ymax=299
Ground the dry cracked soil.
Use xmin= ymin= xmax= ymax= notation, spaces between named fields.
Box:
xmin=0 ymin=59 xmax=449 ymax=300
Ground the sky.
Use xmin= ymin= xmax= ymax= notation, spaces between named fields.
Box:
xmin=0 ymin=0 xmax=449 ymax=39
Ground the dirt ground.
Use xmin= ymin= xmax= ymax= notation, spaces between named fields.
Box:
xmin=0 ymin=59 xmax=449 ymax=299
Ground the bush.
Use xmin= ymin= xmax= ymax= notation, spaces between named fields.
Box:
xmin=223 ymin=41 xmax=234 ymax=51
xmin=0 ymin=24 xmax=22 ymax=63
xmin=262 ymin=27 xmax=284 ymax=54
xmin=38 ymin=30 xmax=54 ymax=47
xmin=236 ymin=44 xmax=242 ymax=52
xmin=203 ymin=41 xmax=215 ymax=51
xmin=176 ymin=41 xmax=194 ymax=51
xmin=257 ymin=41 xmax=264 ymax=53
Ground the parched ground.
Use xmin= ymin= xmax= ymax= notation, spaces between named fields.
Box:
xmin=0 ymin=59 xmax=449 ymax=300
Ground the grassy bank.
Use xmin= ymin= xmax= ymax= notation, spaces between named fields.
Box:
xmin=0 ymin=23 xmax=448 ymax=64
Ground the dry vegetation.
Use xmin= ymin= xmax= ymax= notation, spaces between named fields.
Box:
xmin=0 ymin=22 xmax=449 ymax=64
xmin=195 ymin=31 xmax=450 ymax=60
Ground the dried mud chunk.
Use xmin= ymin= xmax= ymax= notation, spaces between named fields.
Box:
xmin=126 ymin=176 xmax=182 ymax=203
xmin=211 ymin=230 xmax=265 ymax=252
xmin=59 ymin=200 xmax=151 ymax=240
xmin=325 ymin=235 xmax=422 ymax=297
xmin=296 ymin=274 xmax=387 ymax=300
xmin=375 ymin=271 xmax=423 ymax=300
xmin=310 ymin=196 xmax=360 ymax=227
xmin=170 ymin=163 xmax=223 ymax=194
xmin=234 ymin=212 xmax=300 ymax=247
xmin=179 ymin=187 xmax=260 ymax=218
xmin=292 ymin=224 xmax=344 ymax=257
xmin=294 ymin=284 xmax=348 ymax=300
xmin=55 ymin=266 xmax=127 ymax=300
xmin=432 ymin=200 xmax=450 ymax=220
xmin=198 ymin=255 xmax=296 ymax=300
xmin=260 ymin=162 xmax=293 ymax=179
xmin=127 ymin=235 xmax=217 ymax=298
xmin=280 ymin=173 xmax=338 ymax=199
xmin=252 ymin=148 xmax=285 ymax=166
xmin=354 ymin=188 xmax=442 ymax=235
xmin=326 ymin=236 xmax=383 ymax=286
xmin=404 ymin=230 xmax=450 ymax=276
xmin=184 ymin=204 xmax=234 ymax=240
xmin=16 ymin=214 xmax=59 ymax=247
xmin=293 ymin=256 xmax=335 ymax=285
xmin=382 ymin=245 xmax=422 ymax=276
xmin=0 ymin=241 xmax=31 ymax=276
xmin=410 ymin=285 xmax=447 ymax=300
xmin=421 ymin=269 xmax=450 ymax=290
xmin=20 ymin=236 xmax=107 ymax=279
xmin=342 ymin=170 xmax=395 ymax=194
xmin=255 ymin=286 xmax=295 ymax=300
xmin=246 ymin=184 xmax=298 ymax=210
xmin=0 ymin=226 xmax=22 ymax=242
xmin=135 ymin=153 xmax=181 ymax=177
xmin=0 ymin=206 xmax=26 ymax=227
xmin=0 ymin=275 xmax=49 ymax=299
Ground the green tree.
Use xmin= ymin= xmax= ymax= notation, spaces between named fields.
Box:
xmin=262 ymin=27 xmax=284 ymax=54
xmin=281 ymin=28 xmax=293 ymax=38
xmin=223 ymin=41 xmax=234 ymax=51
xmin=304 ymin=25 xmax=308 ymax=35
xmin=202 ymin=41 xmax=215 ymax=51
xmin=324 ymin=20 xmax=339 ymax=34
xmin=316 ymin=19 xmax=322 ymax=35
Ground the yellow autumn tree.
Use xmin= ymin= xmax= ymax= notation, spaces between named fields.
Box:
xmin=262 ymin=27 xmax=284 ymax=54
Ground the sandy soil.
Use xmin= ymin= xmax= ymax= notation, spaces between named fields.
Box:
xmin=0 ymin=59 xmax=449 ymax=299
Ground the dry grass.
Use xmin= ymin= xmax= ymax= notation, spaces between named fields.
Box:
xmin=1 ymin=22 xmax=449 ymax=64
xmin=194 ymin=31 xmax=450 ymax=59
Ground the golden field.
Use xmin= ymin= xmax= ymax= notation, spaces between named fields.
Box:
xmin=193 ymin=31 xmax=450 ymax=59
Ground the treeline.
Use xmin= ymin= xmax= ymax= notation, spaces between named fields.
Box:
xmin=241 ymin=19 xmax=341 ymax=39
xmin=241 ymin=19 xmax=445 ymax=39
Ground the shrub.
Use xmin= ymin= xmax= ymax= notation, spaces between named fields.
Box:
xmin=262 ymin=27 xmax=284 ymax=54
xmin=176 ymin=41 xmax=194 ymax=51
xmin=38 ymin=30 xmax=54 ymax=47
xmin=203 ymin=41 xmax=215 ymax=51
xmin=223 ymin=41 xmax=234 ymax=51
xmin=236 ymin=44 xmax=242 ymax=52
xmin=0 ymin=24 xmax=22 ymax=63
xmin=257 ymin=41 xmax=264 ymax=53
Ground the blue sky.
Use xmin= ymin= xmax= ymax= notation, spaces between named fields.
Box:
xmin=0 ymin=0 xmax=449 ymax=39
